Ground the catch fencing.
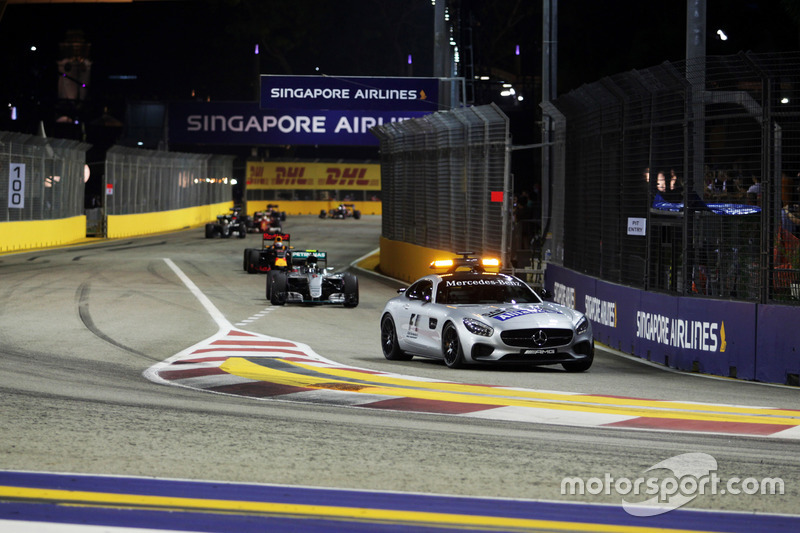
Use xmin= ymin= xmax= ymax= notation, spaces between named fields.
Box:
xmin=104 ymin=146 xmax=234 ymax=216
xmin=372 ymin=103 xmax=511 ymax=264
xmin=0 ymin=131 xmax=90 ymax=222
xmin=545 ymin=51 xmax=800 ymax=305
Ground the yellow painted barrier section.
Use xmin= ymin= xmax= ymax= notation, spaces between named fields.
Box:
xmin=378 ymin=236 xmax=456 ymax=283
xmin=246 ymin=200 xmax=382 ymax=217
xmin=107 ymin=202 xmax=233 ymax=239
xmin=0 ymin=216 xmax=87 ymax=253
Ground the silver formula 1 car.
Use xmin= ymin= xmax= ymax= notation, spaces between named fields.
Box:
xmin=380 ymin=253 xmax=594 ymax=371
xmin=267 ymin=250 xmax=359 ymax=307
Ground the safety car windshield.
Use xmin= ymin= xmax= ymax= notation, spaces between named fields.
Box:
xmin=436 ymin=274 xmax=541 ymax=305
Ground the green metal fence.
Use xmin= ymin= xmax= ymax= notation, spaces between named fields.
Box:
xmin=372 ymin=103 xmax=512 ymax=264
xmin=0 ymin=131 xmax=90 ymax=222
xmin=545 ymin=51 xmax=800 ymax=304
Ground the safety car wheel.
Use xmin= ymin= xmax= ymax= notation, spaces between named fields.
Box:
xmin=442 ymin=323 xmax=465 ymax=368
xmin=380 ymin=314 xmax=412 ymax=361
xmin=343 ymin=272 xmax=359 ymax=308
xmin=562 ymin=353 xmax=594 ymax=372
xmin=270 ymin=271 xmax=287 ymax=305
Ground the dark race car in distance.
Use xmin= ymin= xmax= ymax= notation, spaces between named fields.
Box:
xmin=205 ymin=207 xmax=247 ymax=238
xmin=320 ymin=203 xmax=361 ymax=220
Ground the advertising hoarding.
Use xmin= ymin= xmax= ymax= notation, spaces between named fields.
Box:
xmin=168 ymin=101 xmax=428 ymax=146
xmin=260 ymin=75 xmax=440 ymax=112
xmin=247 ymin=161 xmax=380 ymax=191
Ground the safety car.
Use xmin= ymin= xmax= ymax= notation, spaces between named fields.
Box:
xmin=267 ymin=250 xmax=359 ymax=307
xmin=379 ymin=253 xmax=594 ymax=370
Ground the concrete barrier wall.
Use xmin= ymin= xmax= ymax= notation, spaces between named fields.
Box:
xmin=378 ymin=236 xmax=455 ymax=283
xmin=246 ymin=200 xmax=382 ymax=217
xmin=0 ymin=216 xmax=87 ymax=252
xmin=544 ymin=263 xmax=799 ymax=386
xmin=2 ymin=201 xmax=382 ymax=251
xmin=107 ymin=202 xmax=233 ymax=239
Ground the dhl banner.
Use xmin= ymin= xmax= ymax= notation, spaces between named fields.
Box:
xmin=246 ymin=162 xmax=380 ymax=190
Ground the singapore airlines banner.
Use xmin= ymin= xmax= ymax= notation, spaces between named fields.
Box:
xmin=168 ymin=76 xmax=439 ymax=146
xmin=259 ymin=75 xmax=440 ymax=112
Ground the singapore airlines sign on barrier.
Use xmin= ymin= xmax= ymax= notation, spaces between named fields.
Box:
xmin=168 ymin=76 xmax=439 ymax=147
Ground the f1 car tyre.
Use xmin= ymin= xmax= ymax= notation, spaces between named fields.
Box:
xmin=442 ymin=323 xmax=465 ymax=369
xmin=266 ymin=270 xmax=275 ymax=300
xmin=270 ymin=271 xmax=287 ymax=305
xmin=237 ymin=225 xmax=247 ymax=238
xmin=246 ymin=248 xmax=261 ymax=273
xmin=243 ymin=248 xmax=253 ymax=271
xmin=319 ymin=210 xmax=327 ymax=219
xmin=205 ymin=223 xmax=218 ymax=238
xmin=353 ymin=210 xmax=361 ymax=220
xmin=220 ymin=224 xmax=231 ymax=238
xmin=343 ymin=272 xmax=359 ymax=308
xmin=380 ymin=314 xmax=412 ymax=361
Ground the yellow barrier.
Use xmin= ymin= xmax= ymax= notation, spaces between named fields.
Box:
xmin=246 ymin=200 xmax=382 ymax=217
xmin=378 ymin=236 xmax=456 ymax=283
xmin=107 ymin=202 xmax=233 ymax=239
xmin=0 ymin=216 xmax=87 ymax=253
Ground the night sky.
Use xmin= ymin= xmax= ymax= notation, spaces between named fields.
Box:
xmin=0 ymin=0 xmax=798 ymax=133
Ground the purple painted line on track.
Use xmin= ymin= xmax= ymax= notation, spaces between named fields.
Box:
xmin=1 ymin=471 xmax=798 ymax=532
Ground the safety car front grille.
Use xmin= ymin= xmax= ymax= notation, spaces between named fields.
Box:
xmin=500 ymin=328 xmax=573 ymax=348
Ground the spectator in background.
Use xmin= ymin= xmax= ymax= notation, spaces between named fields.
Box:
xmin=746 ymin=174 xmax=761 ymax=205
xmin=656 ymin=171 xmax=668 ymax=193
xmin=662 ymin=169 xmax=683 ymax=202
xmin=781 ymin=171 xmax=796 ymax=208
xmin=726 ymin=173 xmax=745 ymax=202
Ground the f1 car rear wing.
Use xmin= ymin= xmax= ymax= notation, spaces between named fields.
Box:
xmin=263 ymin=233 xmax=290 ymax=248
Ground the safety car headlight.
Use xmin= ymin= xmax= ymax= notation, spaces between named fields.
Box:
xmin=463 ymin=318 xmax=493 ymax=337
xmin=576 ymin=316 xmax=589 ymax=335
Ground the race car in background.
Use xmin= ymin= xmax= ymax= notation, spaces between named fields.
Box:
xmin=205 ymin=207 xmax=247 ymax=238
xmin=320 ymin=203 xmax=361 ymax=220
xmin=246 ymin=204 xmax=287 ymax=233
xmin=267 ymin=250 xmax=359 ymax=307
xmin=379 ymin=253 xmax=594 ymax=371
xmin=243 ymin=233 xmax=291 ymax=274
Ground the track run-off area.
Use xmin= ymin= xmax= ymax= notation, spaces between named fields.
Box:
xmin=1 ymin=216 xmax=799 ymax=531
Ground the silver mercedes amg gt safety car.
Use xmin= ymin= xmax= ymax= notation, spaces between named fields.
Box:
xmin=380 ymin=253 xmax=594 ymax=371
